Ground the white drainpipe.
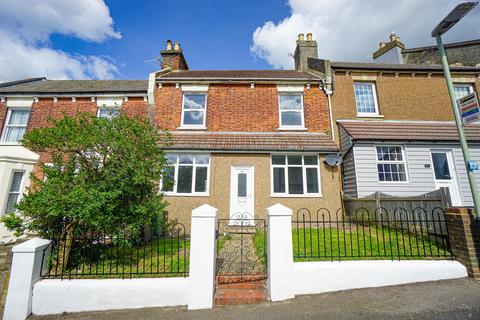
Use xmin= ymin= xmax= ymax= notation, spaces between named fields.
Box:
xmin=326 ymin=89 xmax=335 ymax=141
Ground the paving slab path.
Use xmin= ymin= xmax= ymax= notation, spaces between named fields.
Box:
xmin=30 ymin=278 xmax=480 ymax=320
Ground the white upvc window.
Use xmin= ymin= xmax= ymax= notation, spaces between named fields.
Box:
xmin=96 ymin=97 xmax=122 ymax=119
xmin=278 ymin=93 xmax=305 ymax=129
xmin=376 ymin=145 xmax=408 ymax=183
xmin=453 ymin=83 xmax=474 ymax=102
xmin=4 ymin=171 xmax=24 ymax=215
xmin=97 ymin=106 xmax=120 ymax=119
xmin=1 ymin=108 xmax=31 ymax=143
xmin=181 ymin=93 xmax=207 ymax=128
xmin=354 ymin=82 xmax=379 ymax=116
xmin=271 ymin=154 xmax=321 ymax=197
xmin=161 ymin=153 xmax=210 ymax=196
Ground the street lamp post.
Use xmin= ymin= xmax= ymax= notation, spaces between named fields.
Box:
xmin=432 ymin=2 xmax=480 ymax=221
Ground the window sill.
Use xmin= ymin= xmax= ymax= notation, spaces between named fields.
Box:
xmin=177 ymin=126 xmax=207 ymax=131
xmin=270 ymin=193 xmax=323 ymax=198
xmin=163 ymin=193 xmax=210 ymax=197
xmin=377 ymin=181 xmax=410 ymax=184
xmin=277 ymin=127 xmax=307 ymax=131
xmin=0 ymin=142 xmax=22 ymax=146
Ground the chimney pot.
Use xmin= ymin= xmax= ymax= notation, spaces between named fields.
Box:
xmin=379 ymin=41 xmax=386 ymax=48
xmin=174 ymin=42 xmax=181 ymax=51
xmin=166 ymin=40 xmax=173 ymax=50
xmin=298 ymin=33 xmax=305 ymax=41
xmin=306 ymin=33 xmax=313 ymax=41
xmin=389 ymin=32 xmax=397 ymax=42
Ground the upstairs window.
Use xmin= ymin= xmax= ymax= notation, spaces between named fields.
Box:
xmin=1 ymin=109 xmax=30 ymax=143
xmin=354 ymin=82 xmax=379 ymax=116
xmin=97 ymin=106 xmax=120 ymax=119
xmin=181 ymin=93 xmax=207 ymax=128
xmin=4 ymin=171 xmax=24 ymax=215
xmin=162 ymin=154 xmax=210 ymax=195
xmin=376 ymin=146 xmax=408 ymax=182
xmin=453 ymin=84 xmax=474 ymax=102
xmin=271 ymin=155 xmax=320 ymax=196
xmin=278 ymin=94 xmax=305 ymax=129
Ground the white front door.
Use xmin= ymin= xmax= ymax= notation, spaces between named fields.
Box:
xmin=430 ymin=150 xmax=462 ymax=206
xmin=229 ymin=166 xmax=254 ymax=224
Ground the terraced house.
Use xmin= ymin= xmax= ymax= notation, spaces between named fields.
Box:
xmin=307 ymin=33 xmax=480 ymax=207
xmin=154 ymin=39 xmax=341 ymax=228
xmin=0 ymin=36 xmax=343 ymax=238
xmin=0 ymin=79 xmax=149 ymax=242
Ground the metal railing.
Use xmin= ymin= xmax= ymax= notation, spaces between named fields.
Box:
xmin=41 ymin=223 xmax=189 ymax=279
xmin=292 ymin=207 xmax=452 ymax=261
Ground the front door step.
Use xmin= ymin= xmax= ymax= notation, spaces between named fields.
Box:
xmin=214 ymin=279 xmax=268 ymax=305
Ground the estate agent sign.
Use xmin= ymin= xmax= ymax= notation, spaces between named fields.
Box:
xmin=458 ymin=92 xmax=480 ymax=126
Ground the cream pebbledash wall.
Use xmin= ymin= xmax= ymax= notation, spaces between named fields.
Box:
xmin=163 ymin=153 xmax=342 ymax=229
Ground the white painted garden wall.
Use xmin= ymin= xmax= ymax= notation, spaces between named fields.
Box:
xmin=293 ymin=260 xmax=467 ymax=296
xmin=266 ymin=204 xmax=468 ymax=301
xmin=32 ymin=278 xmax=189 ymax=315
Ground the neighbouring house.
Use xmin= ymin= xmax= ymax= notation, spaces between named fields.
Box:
xmin=153 ymin=38 xmax=342 ymax=228
xmin=306 ymin=33 xmax=480 ymax=207
xmin=0 ymin=79 xmax=149 ymax=242
xmin=373 ymin=32 xmax=480 ymax=67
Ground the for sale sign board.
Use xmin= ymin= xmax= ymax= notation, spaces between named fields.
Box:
xmin=458 ymin=92 xmax=480 ymax=126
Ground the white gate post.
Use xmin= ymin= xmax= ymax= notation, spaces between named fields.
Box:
xmin=3 ymin=237 xmax=51 ymax=320
xmin=267 ymin=203 xmax=294 ymax=301
xmin=188 ymin=204 xmax=218 ymax=310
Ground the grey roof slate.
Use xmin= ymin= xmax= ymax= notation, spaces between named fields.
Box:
xmin=0 ymin=79 xmax=148 ymax=94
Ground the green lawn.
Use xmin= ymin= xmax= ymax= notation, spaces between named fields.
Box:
xmin=46 ymin=237 xmax=190 ymax=279
xmin=254 ymin=225 xmax=451 ymax=262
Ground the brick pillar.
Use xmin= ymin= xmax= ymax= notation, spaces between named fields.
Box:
xmin=445 ymin=208 xmax=480 ymax=279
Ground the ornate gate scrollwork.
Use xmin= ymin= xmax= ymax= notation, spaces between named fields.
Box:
xmin=216 ymin=214 xmax=267 ymax=283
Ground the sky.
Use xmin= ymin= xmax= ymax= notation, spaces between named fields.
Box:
xmin=0 ymin=0 xmax=479 ymax=82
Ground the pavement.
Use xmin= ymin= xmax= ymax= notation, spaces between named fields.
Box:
xmin=30 ymin=278 xmax=480 ymax=320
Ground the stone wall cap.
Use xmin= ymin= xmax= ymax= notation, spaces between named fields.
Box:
xmin=267 ymin=203 xmax=293 ymax=216
xmin=191 ymin=204 xmax=218 ymax=218
xmin=12 ymin=237 xmax=51 ymax=253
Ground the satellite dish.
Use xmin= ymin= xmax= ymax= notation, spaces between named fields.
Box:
xmin=324 ymin=154 xmax=342 ymax=167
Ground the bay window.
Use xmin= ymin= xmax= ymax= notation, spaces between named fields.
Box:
xmin=271 ymin=154 xmax=321 ymax=196
xmin=4 ymin=171 xmax=24 ymax=215
xmin=162 ymin=153 xmax=210 ymax=195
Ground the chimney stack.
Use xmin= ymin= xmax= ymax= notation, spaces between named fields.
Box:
xmin=160 ymin=40 xmax=189 ymax=70
xmin=294 ymin=32 xmax=318 ymax=71
xmin=372 ymin=32 xmax=406 ymax=64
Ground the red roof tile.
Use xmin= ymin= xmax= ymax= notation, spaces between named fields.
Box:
xmin=160 ymin=132 xmax=338 ymax=152
xmin=158 ymin=70 xmax=320 ymax=81
xmin=338 ymin=120 xmax=480 ymax=142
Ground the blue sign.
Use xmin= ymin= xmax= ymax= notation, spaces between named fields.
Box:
xmin=468 ymin=161 xmax=479 ymax=172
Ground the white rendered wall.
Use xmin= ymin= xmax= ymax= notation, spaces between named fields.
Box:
xmin=293 ymin=260 xmax=467 ymax=296
xmin=32 ymin=277 xmax=189 ymax=315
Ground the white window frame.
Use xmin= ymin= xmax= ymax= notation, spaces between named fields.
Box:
xmin=353 ymin=82 xmax=380 ymax=117
xmin=1 ymin=107 xmax=31 ymax=144
xmin=453 ymin=83 xmax=474 ymax=101
xmin=270 ymin=153 xmax=322 ymax=197
xmin=375 ymin=145 xmax=409 ymax=184
xmin=3 ymin=170 xmax=25 ymax=216
xmin=180 ymin=92 xmax=207 ymax=129
xmin=278 ymin=93 xmax=306 ymax=130
xmin=96 ymin=104 xmax=121 ymax=119
xmin=161 ymin=153 xmax=210 ymax=196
